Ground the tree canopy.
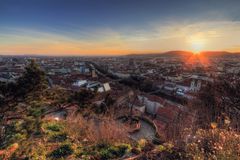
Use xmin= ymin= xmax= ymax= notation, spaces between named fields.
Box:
xmin=0 ymin=59 xmax=47 ymax=100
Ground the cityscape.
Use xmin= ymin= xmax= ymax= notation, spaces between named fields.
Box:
xmin=0 ymin=0 xmax=240 ymax=160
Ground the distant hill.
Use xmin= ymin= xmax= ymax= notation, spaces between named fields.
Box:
xmin=124 ymin=51 xmax=191 ymax=58
xmin=125 ymin=50 xmax=240 ymax=58
xmin=200 ymin=51 xmax=240 ymax=57
xmin=160 ymin=50 xmax=193 ymax=57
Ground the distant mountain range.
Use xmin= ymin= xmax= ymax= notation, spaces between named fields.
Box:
xmin=125 ymin=51 xmax=240 ymax=58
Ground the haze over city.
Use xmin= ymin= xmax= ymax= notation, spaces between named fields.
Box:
xmin=1 ymin=0 xmax=240 ymax=55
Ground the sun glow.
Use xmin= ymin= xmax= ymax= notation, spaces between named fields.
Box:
xmin=187 ymin=34 xmax=206 ymax=54
xmin=191 ymin=41 xmax=204 ymax=54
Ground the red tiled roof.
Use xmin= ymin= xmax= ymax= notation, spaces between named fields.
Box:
xmin=140 ymin=93 xmax=166 ymax=105
xmin=156 ymin=103 xmax=181 ymax=122
xmin=177 ymin=78 xmax=192 ymax=86
xmin=154 ymin=120 xmax=167 ymax=131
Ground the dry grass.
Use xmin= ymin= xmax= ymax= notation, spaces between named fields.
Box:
xmin=185 ymin=128 xmax=240 ymax=160
xmin=65 ymin=114 xmax=130 ymax=145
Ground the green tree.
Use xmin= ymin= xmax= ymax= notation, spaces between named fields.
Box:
xmin=0 ymin=60 xmax=47 ymax=109
xmin=71 ymin=89 xmax=95 ymax=106
xmin=15 ymin=59 xmax=47 ymax=97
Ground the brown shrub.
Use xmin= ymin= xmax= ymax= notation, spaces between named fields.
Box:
xmin=65 ymin=114 xmax=130 ymax=145
xmin=185 ymin=128 xmax=240 ymax=159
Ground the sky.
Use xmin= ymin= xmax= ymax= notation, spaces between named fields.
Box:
xmin=0 ymin=0 xmax=240 ymax=56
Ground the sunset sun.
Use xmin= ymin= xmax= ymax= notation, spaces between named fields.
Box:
xmin=191 ymin=41 xmax=204 ymax=54
xmin=188 ymin=34 xmax=206 ymax=54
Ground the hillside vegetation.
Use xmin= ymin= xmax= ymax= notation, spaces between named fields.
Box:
xmin=0 ymin=61 xmax=239 ymax=160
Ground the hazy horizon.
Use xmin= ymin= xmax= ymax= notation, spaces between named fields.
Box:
xmin=0 ymin=50 xmax=240 ymax=57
